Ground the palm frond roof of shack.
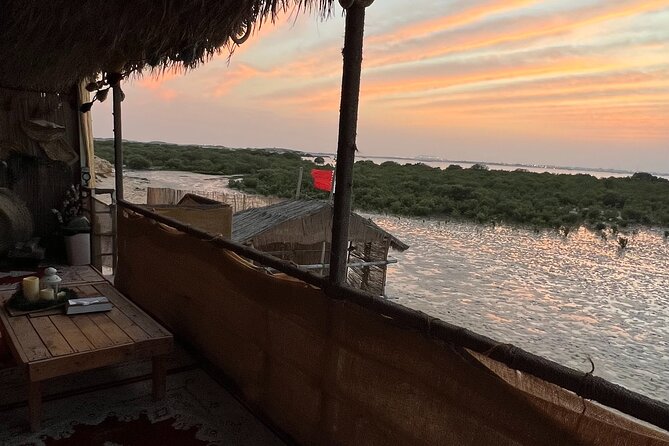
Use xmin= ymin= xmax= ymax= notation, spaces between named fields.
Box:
xmin=0 ymin=0 xmax=335 ymax=92
xmin=232 ymin=200 xmax=408 ymax=295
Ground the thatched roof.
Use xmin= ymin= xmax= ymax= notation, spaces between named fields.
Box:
xmin=0 ymin=0 xmax=334 ymax=92
xmin=232 ymin=200 xmax=409 ymax=251
xmin=177 ymin=193 xmax=223 ymax=206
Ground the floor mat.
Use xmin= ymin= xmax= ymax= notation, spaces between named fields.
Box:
xmin=0 ymin=369 xmax=285 ymax=446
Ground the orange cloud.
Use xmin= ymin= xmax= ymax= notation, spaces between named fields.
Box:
xmin=254 ymin=54 xmax=666 ymax=120
xmin=367 ymin=0 xmax=536 ymax=45
xmin=221 ymin=0 xmax=669 ymax=98
xmin=128 ymin=70 xmax=184 ymax=101
xmin=213 ymin=64 xmax=262 ymax=96
xmin=261 ymin=87 xmax=341 ymax=113
xmin=364 ymin=59 xmax=621 ymax=99
xmin=129 ymin=1 xmax=669 ymax=151
xmin=387 ymin=87 xmax=669 ymax=143
xmin=378 ymin=67 xmax=669 ymax=108
xmin=134 ymin=70 xmax=182 ymax=90
xmin=157 ymin=89 xmax=178 ymax=101
xmin=369 ymin=0 xmax=669 ymax=68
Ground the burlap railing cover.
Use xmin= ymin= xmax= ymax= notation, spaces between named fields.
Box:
xmin=115 ymin=207 xmax=669 ymax=445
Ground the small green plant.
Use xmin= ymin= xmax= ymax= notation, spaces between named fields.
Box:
xmin=51 ymin=184 xmax=90 ymax=234
xmin=51 ymin=185 xmax=82 ymax=226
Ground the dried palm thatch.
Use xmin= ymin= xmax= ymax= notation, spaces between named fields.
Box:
xmin=0 ymin=0 xmax=334 ymax=92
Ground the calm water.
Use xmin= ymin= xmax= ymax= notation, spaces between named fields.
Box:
xmin=318 ymin=155 xmax=669 ymax=179
xmin=374 ymin=216 xmax=669 ymax=403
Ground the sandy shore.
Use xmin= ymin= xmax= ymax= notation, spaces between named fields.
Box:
xmin=95 ymin=169 xmax=281 ymax=212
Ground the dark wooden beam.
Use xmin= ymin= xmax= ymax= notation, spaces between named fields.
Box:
xmin=329 ymin=3 xmax=367 ymax=285
xmin=112 ymin=83 xmax=124 ymax=201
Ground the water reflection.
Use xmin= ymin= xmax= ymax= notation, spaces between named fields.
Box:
xmin=373 ymin=216 xmax=669 ymax=403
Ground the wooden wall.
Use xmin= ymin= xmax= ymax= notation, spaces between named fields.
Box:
xmin=0 ymin=87 xmax=81 ymax=239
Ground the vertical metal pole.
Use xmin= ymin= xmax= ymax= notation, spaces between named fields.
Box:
xmin=329 ymin=3 xmax=367 ymax=285
xmin=328 ymin=169 xmax=336 ymax=204
xmin=319 ymin=171 xmax=336 ymax=275
xmin=295 ymin=167 xmax=304 ymax=199
xmin=112 ymin=83 xmax=124 ymax=201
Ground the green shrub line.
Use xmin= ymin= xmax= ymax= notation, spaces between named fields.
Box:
xmin=96 ymin=140 xmax=669 ymax=231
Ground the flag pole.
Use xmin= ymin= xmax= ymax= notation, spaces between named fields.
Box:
xmin=320 ymin=161 xmax=336 ymax=274
xmin=329 ymin=159 xmax=336 ymax=203
xmin=295 ymin=166 xmax=303 ymax=199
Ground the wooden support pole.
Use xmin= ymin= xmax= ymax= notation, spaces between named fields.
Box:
xmin=112 ymin=82 xmax=124 ymax=201
xmin=295 ymin=166 xmax=303 ymax=199
xmin=329 ymin=3 xmax=367 ymax=285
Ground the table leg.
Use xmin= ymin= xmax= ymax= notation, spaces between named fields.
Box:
xmin=28 ymin=380 xmax=41 ymax=432
xmin=152 ymin=355 xmax=166 ymax=401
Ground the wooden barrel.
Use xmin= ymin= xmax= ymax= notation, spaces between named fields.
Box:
xmin=0 ymin=188 xmax=33 ymax=254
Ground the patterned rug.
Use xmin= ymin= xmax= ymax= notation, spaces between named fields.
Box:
xmin=0 ymin=369 xmax=284 ymax=446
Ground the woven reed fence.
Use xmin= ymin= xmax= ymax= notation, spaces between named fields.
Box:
xmin=116 ymin=200 xmax=669 ymax=444
xmin=146 ymin=187 xmax=283 ymax=213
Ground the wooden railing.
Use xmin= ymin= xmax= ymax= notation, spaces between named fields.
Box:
xmin=81 ymin=187 xmax=116 ymax=273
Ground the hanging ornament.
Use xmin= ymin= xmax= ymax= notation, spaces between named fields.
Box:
xmin=231 ymin=20 xmax=251 ymax=45
xmin=79 ymin=102 xmax=94 ymax=113
xmin=96 ymin=88 xmax=109 ymax=103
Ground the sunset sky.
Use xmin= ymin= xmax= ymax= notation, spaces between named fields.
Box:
xmin=93 ymin=0 xmax=669 ymax=173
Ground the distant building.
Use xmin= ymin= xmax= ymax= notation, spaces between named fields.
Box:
xmin=232 ymin=200 xmax=408 ymax=296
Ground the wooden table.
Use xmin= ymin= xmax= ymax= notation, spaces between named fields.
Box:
xmin=0 ymin=279 xmax=173 ymax=431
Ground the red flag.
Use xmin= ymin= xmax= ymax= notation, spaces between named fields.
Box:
xmin=311 ymin=169 xmax=334 ymax=192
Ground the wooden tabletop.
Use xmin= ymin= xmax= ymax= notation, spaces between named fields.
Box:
xmin=55 ymin=265 xmax=108 ymax=286
xmin=0 ymin=281 xmax=172 ymax=382
xmin=0 ymin=265 xmax=107 ymax=292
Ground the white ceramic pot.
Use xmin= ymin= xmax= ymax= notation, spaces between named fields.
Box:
xmin=64 ymin=233 xmax=91 ymax=266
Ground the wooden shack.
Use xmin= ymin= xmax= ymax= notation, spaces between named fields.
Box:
xmin=232 ymin=200 xmax=408 ymax=295
xmin=145 ymin=193 xmax=233 ymax=239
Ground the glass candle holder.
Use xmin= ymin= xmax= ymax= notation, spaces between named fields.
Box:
xmin=42 ymin=267 xmax=62 ymax=295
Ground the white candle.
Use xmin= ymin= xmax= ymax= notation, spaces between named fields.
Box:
xmin=39 ymin=289 xmax=55 ymax=301
xmin=22 ymin=276 xmax=40 ymax=302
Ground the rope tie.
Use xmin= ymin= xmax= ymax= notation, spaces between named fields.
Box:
xmin=482 ymin=342 xmax=516 ymax=359
xmin=204 ymin=233 xmax=225 ymax=242
xmin=577 ymin=356 xmax=596 ymax=397
xmin=575 ymin=356 xmax=597 ymax=414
